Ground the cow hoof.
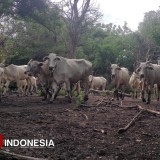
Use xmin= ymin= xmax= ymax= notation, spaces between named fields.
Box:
xmin=49 ymin=100 xmax=54 ymax=104
xmin=142 ymin=98 xmax=146 ymax=102
xmin=146 ymin=101 xmax=150 ymax=105
xmin=84 ymin=96 xmax=89 ymax=101
xmin=42 ymin=98 xmax=47 ymax=101
xmin=67 ymin=99 xmax=72 ymax=103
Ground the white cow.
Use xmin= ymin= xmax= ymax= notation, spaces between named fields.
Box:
xmin=89 ymin=75 xmax=107 ymax=91
xmin=136 ymin=61 xmax=160 ymax=104
xmin=28 ymin=76 xmax=38 ymax=94
xmin=44 ymin=53 xmax=92 ymax=102
xmin=0 ymin=67 xmax=4 ymax=91
xmin=18 ymin=79 xmax=27 ymax=95
xmin=110 ymin=63 xmax=130 ymax=100
xmin=129 ymin=72 xmax=141 ymax=99
xmin=2 ymin=64 xmax=32 ymax=95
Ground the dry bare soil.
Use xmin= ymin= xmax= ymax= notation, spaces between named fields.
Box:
xmin=0 ymin=94 xmax=160 ymax=160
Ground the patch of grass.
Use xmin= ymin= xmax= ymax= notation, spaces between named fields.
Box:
xmin=76 ymin=90 xmax=84 ymax=106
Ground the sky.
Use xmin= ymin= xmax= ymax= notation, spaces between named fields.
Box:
xmin=98 ymin=0 xmax=160 ymax=31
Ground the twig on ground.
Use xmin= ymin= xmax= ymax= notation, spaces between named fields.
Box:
xmin=82 ymin=114 xmax=88 ymax=120
xmin=96 ymin=97 xmax=105 ymax=106
xmin=118 ymin=110 xmax=143 ymax=134
xmin=89 ymin=89 xmax=131 ymax=97
xmin=79 ymin=97 xmax=106 ymax=107
xmin=93 ymin=129 xmax=105 ymax=134
xmin=0 ymin=150 xmax=47 ymax=160
xmin=118 ymin=104 xmax=160 ymax=134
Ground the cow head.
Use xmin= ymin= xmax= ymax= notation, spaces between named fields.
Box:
xmin=25 ymin=59 xmax=43 ymax=76
xmin=45 ymin=53 xmax=61 ymax=72
xmin=110 ymin=64 xmax=121 ymax=79
xmin=136 ymin=61 xmax=154 ymax=80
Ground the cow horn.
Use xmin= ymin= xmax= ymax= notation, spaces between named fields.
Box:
xmin=43 ymin=56 xmax=49 ymax=61
xmin=38 ymin=62 xmax=44 ymax=66
xmin=146 ymin=61 xmax=151 ymax=64
xmin=55 ymin=56 xmax=61 ymax=61
xmin=28 ymin=59 xmax=33 ymax=64
xmin=117 ymin=62 xmax=121 ymax=67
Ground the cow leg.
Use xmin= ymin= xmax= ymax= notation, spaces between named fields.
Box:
xmin=146 ymin=90 xmax=151 ymax=104
xmin=23 ymin=84 xmax=27 ymax=96
xmin=65 ymin=81 xmax=72 ymax=103
xmin=42 ymin=87 xmax=49 ymax=100
xmin=75 ymin=81 xmax=81 ymax=97
xmin=50 ymin=82 xmax=59 ymax=102
xmin=16 ymin=80 xmax=21 ymax=96
xmin=54 ymin=86 xmax=61 ymax=99
xmin=141 ymin=90 xmax=146 ymax=102
xmin=114 ymin=83 xmax=121 ymax=100
xmin=26 ymin=78 xmax=32 ymax=96
xmin=146 ymin=85 xmax=152 ymax=104
xmin=157 ymin=85 xmax=160 ymax=101
xmin=42 ymin=83 xmax=51 ymax=100
xmin=114 ymin=89 xmax=119 ymax=100
xmin=30 ymin=85 xmax=34 ymax=95
xmin=34 ymin=83 xmax=38 ymax=94
xmin=135 ymin=90 xmax=138 ymax=99
xmin=120 ymin=90 xmax=124 ymax=100
xmin=141 ymin=81 xmax=146 ymax=102
xmin=3 ymin=80 xmax=10 ymax=95
xmin=83 ymin=78 xmax=90 ymax=102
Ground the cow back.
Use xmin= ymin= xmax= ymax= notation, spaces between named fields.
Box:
xmin=55 ymin=57 xmax=92 ymax=83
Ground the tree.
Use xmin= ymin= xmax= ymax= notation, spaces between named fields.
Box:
xmin=0 ymin=0 xmax=13 ymax=17
xmin=138 ymin=9 xmax=160 ymax=61
xmin=0 ymin=0 xmax=65 ymax=63
xmin=54 ymin=0 xmax=102 ymax=58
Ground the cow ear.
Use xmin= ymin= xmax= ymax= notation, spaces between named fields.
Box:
xmin=55 ymin=56 xmax=61 ymax=61
xmin=146 ymin=61 xmax=152 ymax=64
xmin=43 ymin=56 xmax=49 ymax=61
xmin=39 ymin=62 xmax=43 ymax=67
xmin=28 ymin=59 xmax=33 ymax=64
xmin=136 ymin=67 xmax=140 ymax=73
xmin=147 ymin=66 xmax=154 ymax=70
xmin=4 ymin=64 xmax=9 ymax=67
xmin=117 ymin=67 xmax=121 ymax=70
xmin=135 ymin=70 xmax=138 ymax=74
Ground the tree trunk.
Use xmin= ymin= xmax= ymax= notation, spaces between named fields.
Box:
xmin=68 ymin=39 xmax=76 ymax=58
xmin=68 ymin=31 xmax=78 ymax=58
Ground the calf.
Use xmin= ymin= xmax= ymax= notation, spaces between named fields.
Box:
xmin=129 ymin=72 xmax=141 ymax=99
xmin=3 ymin=64 xmax=31 ymax=95
xmin=110 ymin=64 xmax=129 ymax=100
xmin=89 ymin=75 xmax=107 ymax=91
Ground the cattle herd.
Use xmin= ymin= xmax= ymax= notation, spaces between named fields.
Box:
xmin=0 ymin=53 xmax=159 ymax=105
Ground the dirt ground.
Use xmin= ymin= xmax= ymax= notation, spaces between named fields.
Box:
xmin=0 ymin=93 xmax=160 ymax=160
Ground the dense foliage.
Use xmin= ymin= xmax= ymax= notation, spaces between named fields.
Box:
xmin=0 ymin=0 xmax=160 ymax=78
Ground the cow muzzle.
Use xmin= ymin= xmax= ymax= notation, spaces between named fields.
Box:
xmin=140 ymin=74 xmax=144 ymax=79
xmin=24 ymin=71 xmax=32 ymax=76
xmin=111 ymin=74 xmax=115 ymax=79
xmin=49 ymin=66 xmax=53 ymax=71
xmin=49 ymin=65 xmax=56 ymax=72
